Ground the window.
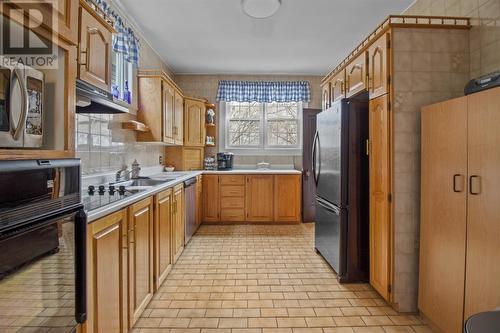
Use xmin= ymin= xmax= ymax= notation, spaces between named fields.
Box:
xmin=111 ymin=51 xmax=135 ymax=104
xmin=224 ymin=101 xmax=302 ymax=152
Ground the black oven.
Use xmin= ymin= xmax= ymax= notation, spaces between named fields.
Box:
xmin=0 ymin=159 xmax=86 ymax=332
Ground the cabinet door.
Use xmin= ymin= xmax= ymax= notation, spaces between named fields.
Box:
xmin=330 ymin=70 xmax=346 ymax=103
xmin=171 ymin=184 xmax=185 ymax=263
xmin=368 ymin=33 xmax=390 ymax=99
xmin=322 ymin=82 xmax=330 ymax=110
xmin=78 ymin=5 xmax=112 ymax=91
xmin=465 ymin=88 xmax=500 ymax=319
xmin=183 ymin=147 xmax=204 ymax=171
xmin=368 ymin=94 xmax=391 ymax=300
xmin=174 ymin=92 xmax=184 ymax=145
xmin=274 ymin=175 xmax=301 ymax=222
xmin=419 ymin=97 xmax=468 ymax=333
xmin=196 ymin=176 xmax=203 ymax=227
xmin=154 ymin=189 xmax=172 ymax=291
xmin=57 ymin=0 xmax=78 ymax=44
xmin=128 ymin=198 xmax=154 ymax=327
xmin=87 ymin=210 xmax=128 ymax=333
xmin=184 ymin=99 xmax=205 ymax=147
xmin=163 ymin=82 xmax=175 ymax=144
xmin=246 ymin=175 xmax=274 ymax=222
xmin=346 ymin=53 xmax=367 ymax=98
xmin=203 ymin=175 xmax=220 ymax=222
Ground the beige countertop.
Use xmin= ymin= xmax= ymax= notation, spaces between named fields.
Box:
xmin=202 ymin=169 xmax=301 ymax=175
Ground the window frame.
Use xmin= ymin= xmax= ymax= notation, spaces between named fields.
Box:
xmin=221 ymin=101 xmax=303 ymax=156
xmin=111 ymin=50 xmax=135 ymax=106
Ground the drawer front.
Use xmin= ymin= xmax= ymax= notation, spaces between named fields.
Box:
xmin=220 ymin=185 xmax=245 ymax=197
xmin=220 ymin=175 xmax=245 ymax=185
xmin=220 ymin=209 xmax=245 ymax=221
xmin=220 ymin=197 xmax=245 ymax=209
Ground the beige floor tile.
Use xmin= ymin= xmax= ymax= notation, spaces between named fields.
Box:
xmin=189 ymin=318 xmax=219 ymax=328
xmin=276 ymin=317 xmax=307 ymax=328
xmin=218 ymin=318 xmax=248 ymax=328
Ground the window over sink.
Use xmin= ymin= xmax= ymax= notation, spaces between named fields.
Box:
xmin=111 ymin=51 xmax=135 ymax=105
xmin=222 ymin=101 xmax=303 ymax=155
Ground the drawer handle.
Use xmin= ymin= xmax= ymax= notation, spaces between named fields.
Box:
xmin=469 ymin=175 xmax=481 ymax=195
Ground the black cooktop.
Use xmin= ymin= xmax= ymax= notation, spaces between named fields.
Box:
xmin=81 ymin=185 xmax=141 ymax=212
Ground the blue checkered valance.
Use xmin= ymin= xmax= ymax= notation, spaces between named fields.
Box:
xmin=216 ymin=81 xmax=311 ymax=103
xmin=94 ymin=0 xmax=140 ymax=64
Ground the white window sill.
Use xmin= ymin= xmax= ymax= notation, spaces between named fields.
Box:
xmin=221 ymin=147 xmax=302 ymax=156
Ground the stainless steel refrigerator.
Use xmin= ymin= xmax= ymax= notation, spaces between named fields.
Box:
xmin=313 ymin=94 xmax=369 ymax=283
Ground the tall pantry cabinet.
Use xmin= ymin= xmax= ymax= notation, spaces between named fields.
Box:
xmin=419 ymin=87 xmax=500 ymax=333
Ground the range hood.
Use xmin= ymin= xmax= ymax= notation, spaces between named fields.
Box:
xmin=76 ymin=79 xmax=130 ymax=114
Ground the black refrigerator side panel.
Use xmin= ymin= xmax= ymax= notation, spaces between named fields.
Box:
xmin=343 ymin=99 xmax=370 ymax=283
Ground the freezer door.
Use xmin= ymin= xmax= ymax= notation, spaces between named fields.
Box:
xmin=315 ymin=100 xmax=346 ymax=206
xmin=314 ymin=198 xmax=346 ymax=276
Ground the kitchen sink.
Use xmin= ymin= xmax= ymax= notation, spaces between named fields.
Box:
xmin=112 ymin=178 xmax=169 ymax=187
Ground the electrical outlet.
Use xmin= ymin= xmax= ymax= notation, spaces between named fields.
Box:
xmin=159 ymin=155 xmax=163 ymax=165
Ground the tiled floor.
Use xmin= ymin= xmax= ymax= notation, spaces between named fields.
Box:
xmin=134 ymin=223 xmax=432 ymax=333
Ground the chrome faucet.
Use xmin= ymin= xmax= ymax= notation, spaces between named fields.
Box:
xmin=115 ymin=165 xmax=131 ymax=182
xmin=131 ymin=159 xmax=141 ymax=179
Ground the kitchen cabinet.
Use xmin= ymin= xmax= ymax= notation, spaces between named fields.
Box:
xmin=345 ymin=52 xmax=367 ymax=98
xmin=127 ymin=198 xmax=154 ymax=327
xmin=58 ymin=0 xmax=79 ymax=44
xmin=196 ymin=175 xmax=203 ymax=227
xmin=322 ymin=82 xmax=330 ymax=110
xmin=153 ymin=188 xmax=173 ymax=291
xmin=184 ymin=97 xmax=206 ymax=147
xmin=87 ymin=209 xmax=128 ymax=333
xmin=330 ymin=70 xmax=346 ymax=103
xmin=419 ymin=96 xmax=467 ymax=333
xmin=245 ymin=175 xmax=274 ymax=222
xmin=164 ymin=146 xmax=204 ymax=171
xmin=137 ymin=71 xmax=182 ymax=144
xmin=203 ymin=175 xmax=220 ymax=222
xmin=419 ymin=88 xmax=500 ymax=331
xmin=78 ymin=1 xmax=113 ymax=91
xmin=171 ymin=184 xmax=185 ymax=263
xmin=220 ymin=177 xmax=245 ymax=221
xmin=174 ymin=91 xmax=184 ymax=145
xmin=274 ymin=175 xmax=301 ymax=222
xmin=367 ymin=33 xmax=390 ymax=99
xmin=368 ymin=94 xmax=391 ymax=301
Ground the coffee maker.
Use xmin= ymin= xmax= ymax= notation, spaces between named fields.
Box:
xmin=217 ymin=152 xmax=234 ymax=170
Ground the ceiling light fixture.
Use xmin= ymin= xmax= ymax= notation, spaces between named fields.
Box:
xmin=242 ymin=0 xmax=281 ymax=19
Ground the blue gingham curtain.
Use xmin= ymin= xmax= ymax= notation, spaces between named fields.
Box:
xmin=216 ymin=81 xmax=311 ymax=103
xmin=94 ymin=0 xmax=140 ymax=64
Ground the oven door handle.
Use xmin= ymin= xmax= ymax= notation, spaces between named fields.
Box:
xmin=74 ymin=209 xmax=87 ymax=324
xmin=10 ymin=68 xmax=28 ymax=140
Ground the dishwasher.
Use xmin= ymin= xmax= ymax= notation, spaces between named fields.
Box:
xmin=184 ymin=177 xmax=198 ymax=244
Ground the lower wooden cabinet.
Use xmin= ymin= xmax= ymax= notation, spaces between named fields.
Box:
xmin=274 ymin=175 xmax=301 ymax=222
xmin=246 ymin=175 xmax=274 ymax=221
xmin=171 ymin=184 xmax=185 ymax=263
xmin=153 ymin=188 xmax=173 ymax=291
xmin=203 ymin=175 xmax=220 ymax=222
xmin=87 ymin=209 xmax=128 ymax=333
xmin=128 ymin=198 xmax=154 ymax=327
xmin=202 ymin=174 xmax=301 ymax=223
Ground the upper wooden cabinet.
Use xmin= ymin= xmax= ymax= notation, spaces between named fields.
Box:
xmin=330 ymin=70 xmax=346 ymax=103
xmin=368 ymin=33 xmax=390 ymax=99
xmin=184 ymin=98 xmax=206 ymax=147
xmin=86 ymin=209 xmax=128 ymax=333
xmin=137 ymin=72 xmax=182 ymax=144
xmin=78 ymin=2 xmax=113 ymax=91
xmin=274 ymin=175 xmax=301 ymax=222
xmin=322 ymin=82 xmax=330 ymax=110
xmin=246 ymin=175 xmax=274 ymax=222
xmin=174 ymin=91 xmax=184 ymax=145
xmin=368 ymin=94 xmax=391 ymax=301
xmin=345 ymin=52 xmax=367 ymax=98
xmin=153 ymin=189 xmax=173 ymax=291
xmin=203 ymin=175 xmax=220 ymax=222
xmin=128 ymin=198 xmax=154 ymax=327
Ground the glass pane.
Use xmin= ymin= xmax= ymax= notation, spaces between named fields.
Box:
xmin=267 ymin=102 xmax=298 ymax=120
xmin=228 ymin=120 xmax=260 ymax=146
xmin=267 ymin=120 xmax=298 ymax=146
xmin=228 ymin=102 xmax=261 ymax=120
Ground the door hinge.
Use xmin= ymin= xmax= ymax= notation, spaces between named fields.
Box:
xmin=388 ymin=284 xmax=392 ymax=293
xmin=387 ymin=75 xmax=391 ymax=86
xmin=387 ymin=101 xmax=391 ymax=111
xmin=386 ymin=38 xmax=391 ymax=49
xmin=388 ymin=193 xmax=392 ymax=202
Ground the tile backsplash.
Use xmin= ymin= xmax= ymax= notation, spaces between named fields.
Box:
xmin=75 ymin=113 xmax=163 ymax=175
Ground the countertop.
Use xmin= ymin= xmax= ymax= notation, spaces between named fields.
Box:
xmin=85 ymin=169 xmax=300 ymax=223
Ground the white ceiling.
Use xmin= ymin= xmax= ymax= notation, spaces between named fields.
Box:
xmin=118 ymin=0 xmax=414 ymax=75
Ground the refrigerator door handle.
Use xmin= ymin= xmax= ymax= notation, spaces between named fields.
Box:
xmin=312 ymin=131 xmax=319 ymax=185
xmin=316 ymin=197 xmax=340 ymax=215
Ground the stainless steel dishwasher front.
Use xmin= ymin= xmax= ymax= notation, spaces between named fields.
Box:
xmin=184 ymin=177 xmax=197 ymax=244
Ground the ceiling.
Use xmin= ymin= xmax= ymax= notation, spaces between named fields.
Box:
xmin=118 ymin=0 xmax=414 ymax=75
